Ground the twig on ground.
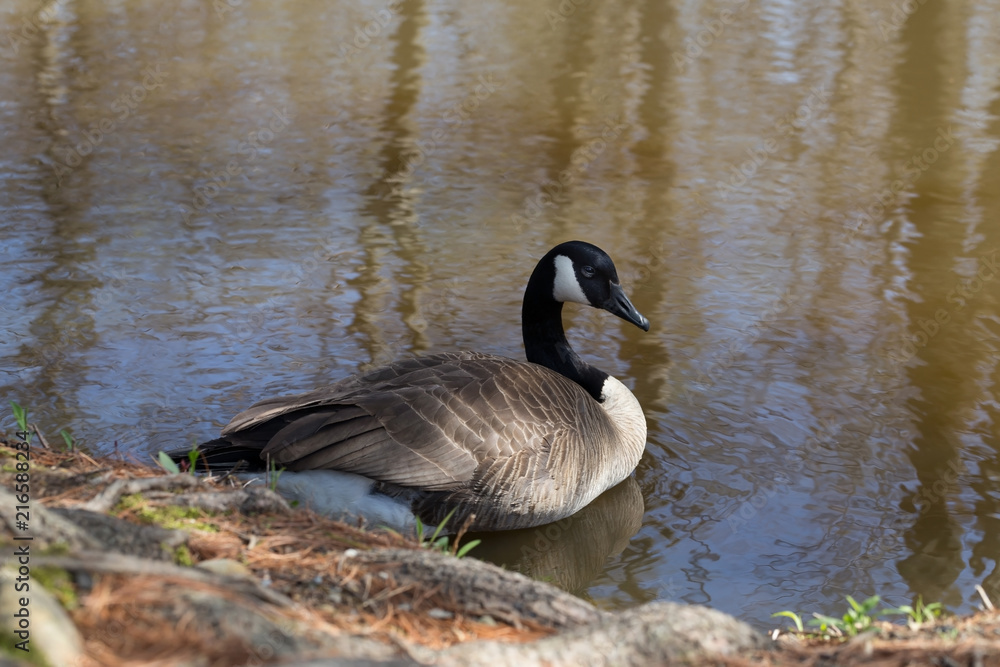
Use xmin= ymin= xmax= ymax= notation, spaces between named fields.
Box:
xmin=166 ymin=487 xmax=290 ymax=514
xmin=0 ymin=486 xmax=100 ymax=550
xmin=32 ymin=423 xmax=50 ymax=449
xmin=976 ymin=585 xmax=995 ymax=611
xmin=34 ymin=550 xmax=294 ymax=608
xmin=81 ymin=474 xmax=205 ymax=513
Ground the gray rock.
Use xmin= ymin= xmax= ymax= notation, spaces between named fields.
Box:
xmin=432 ymin=601 xmax=769 ymax=666
xmin=0 ymin=567 xmax=85 ymax=667
xmin=195 ymin=558 xmax=255 ymax=579
xmin=52 ymin=508 xmax=186 ymax=561
xmin=352 ymin=548 xmax=602 ymax=630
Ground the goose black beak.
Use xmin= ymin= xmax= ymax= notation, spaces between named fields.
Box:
xmin=605 ymin=283 xmax=650 ymax=332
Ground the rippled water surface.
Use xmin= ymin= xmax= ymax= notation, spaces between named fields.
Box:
xmin=3 ymin=0 xmax=1000 ymax=629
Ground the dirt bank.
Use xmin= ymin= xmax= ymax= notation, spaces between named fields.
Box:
xmin=0 ymin=438 xmax=997 ymax=666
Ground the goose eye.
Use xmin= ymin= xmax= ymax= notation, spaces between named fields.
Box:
xmin=580 ymin=265 xmax=596 ymax=279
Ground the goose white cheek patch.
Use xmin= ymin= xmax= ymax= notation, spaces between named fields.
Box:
xmin=552 ymin=254 xmax=588 ymax=304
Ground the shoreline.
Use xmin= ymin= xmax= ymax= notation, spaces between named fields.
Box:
xmin=0 ymin=437 xmax=997 ymax=666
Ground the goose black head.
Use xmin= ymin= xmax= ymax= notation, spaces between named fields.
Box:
xmin=522 ymin=241 xmax=650 ymax=400
xmin=548 ymin=240 xmax=650 ymax=332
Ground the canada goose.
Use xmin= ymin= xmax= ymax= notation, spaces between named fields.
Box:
xmin=184 ymin=241 xmax=650 ymax=533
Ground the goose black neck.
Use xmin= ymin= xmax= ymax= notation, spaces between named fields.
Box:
xmin=521 ymin=260 xmax=609 ymax=402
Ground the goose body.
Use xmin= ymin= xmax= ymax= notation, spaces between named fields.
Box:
xmin=187 ymin=241 xmax=649 ymax=532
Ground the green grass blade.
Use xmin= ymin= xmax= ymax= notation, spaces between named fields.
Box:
xmin=157 ymin=451 xmax=181 ymax=475
xmin=860 ymin=595 xmax=881 ymax=612
xmin=771 ymin=611 xmax=804 ymax=632
xmin=59 ymin=429 xmax=75 ymax=451
xmin=455 ymin=539 xmax=481 ymax=558
xmin=10 ymin=401 xmax=31 ymax=442
xmin=429 ymin=507 xmax=458 ymax=545
xmin=187 ymin=447 xmax=200 ymax=472
xmin=809 ymin=614 xmax=844 ymax=630
xmin=10 ymin=401 xmax=29 ymax=434
xmin=267 ymin=459 xmax=284 ymax=491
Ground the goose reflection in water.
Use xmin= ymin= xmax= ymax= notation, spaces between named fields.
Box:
xmin=463 ymin=476 xmax=644 ymax=594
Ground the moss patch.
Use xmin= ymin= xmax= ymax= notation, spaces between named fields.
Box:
xmin=116 ymin=493 xmax=219 ymax=532
xmin=39 ymin=542 xmax=71 ymax=557
xmin=173 ymin=544 xmax=194 ymax=567
xmin=0 ymin=639 xmax=47 ymax=666
xmin=33 ymin=566 xmax=78 ymax=610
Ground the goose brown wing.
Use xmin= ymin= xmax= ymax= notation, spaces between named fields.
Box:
xmin=219 ymin=352 xmax=601 ymax=491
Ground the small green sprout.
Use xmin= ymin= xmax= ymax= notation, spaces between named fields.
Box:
xmin=59 ymin=429 xmax=76 ymax=451
xmin=156 ymin=451 xmax=181 ymax=475
xmin=10 ymin=401 xmax=32 ymax=444
xmin=267 ymin=457 xmax=284 ymax=492
xmin=454 ymin=537 xmax=482 ymax=558
xmin=414 ymin=511 xmax=451 ymax=552
xmin=883 ymin=596 xmax=944 ymax=626
xmin=809 ymin=595 xmax=881 ymax=637
xmin=775 ymin=594 xmax=947 ymax=640
xmin=772 ymin=610 xmax=805 ymax=633
xmin=413 ymin=508 xmax=480 ymax=558
xmin=186 ymin=446 xmax=201 ymax=473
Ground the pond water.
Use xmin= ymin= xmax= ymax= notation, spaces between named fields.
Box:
xmin=2 ymin=0 xmax=999 ymax=630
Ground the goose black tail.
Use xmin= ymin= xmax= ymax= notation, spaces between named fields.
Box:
xmin=167 ymin=438 xmax=269 ymax=474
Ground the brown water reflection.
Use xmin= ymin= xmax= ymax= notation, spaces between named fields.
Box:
xmin=464 ymin=477 xmax=646 ymax=597
xmin=2 ymin=0 xmax=999 ymax=628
